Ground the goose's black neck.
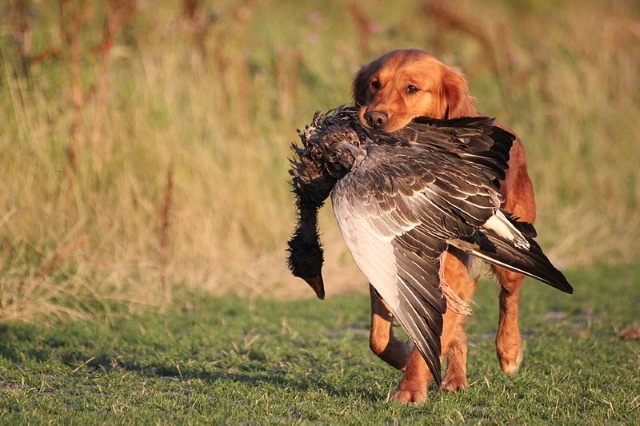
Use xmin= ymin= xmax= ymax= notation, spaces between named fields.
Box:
xmin=286 ymin=106 xmax=365 ymax=299
xmin=287 ymin=195 xmax=325 ymax=299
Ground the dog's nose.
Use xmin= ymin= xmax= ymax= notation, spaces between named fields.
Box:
xmin=364 ymin=110 xmax=388 ymax=129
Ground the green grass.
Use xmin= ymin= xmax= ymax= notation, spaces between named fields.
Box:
xmin=1 ymin=263 xmax=637 ymax=423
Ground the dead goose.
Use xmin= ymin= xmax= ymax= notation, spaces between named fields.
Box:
xmin=287 ymin=106 xmax=572 ymax=386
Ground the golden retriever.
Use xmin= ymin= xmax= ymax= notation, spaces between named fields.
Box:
xmin=353 ymin=49 xmax=536 ymax=403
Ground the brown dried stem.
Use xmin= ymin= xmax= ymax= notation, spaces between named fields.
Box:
xmin=158 ymin=164 xmax=174 ymax=296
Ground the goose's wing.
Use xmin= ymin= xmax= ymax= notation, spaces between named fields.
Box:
xmin=448 ymin=212 xmax=574 ymax=294
xmin=330 ymin=131 xmax=509 ymax=385
xmin=332 ymin=178 xmax=446 ymax=385
xmin=398 ymin=116 xmax=513 ymax=184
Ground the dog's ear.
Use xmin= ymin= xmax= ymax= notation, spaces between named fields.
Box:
xmin=441 ymin=65 xmax=477 ymax=118
xmin=352 ymin=61 xmax=377 ymax=106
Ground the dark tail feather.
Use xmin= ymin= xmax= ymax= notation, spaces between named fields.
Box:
xmin=451 ymin=231 xmax=573 ymax=294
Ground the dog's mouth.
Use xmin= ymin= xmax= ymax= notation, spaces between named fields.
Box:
xmin=368 ymin=112 xmax=435 ymax=133
xmin=358 ymin=107 xmax=411 ymax=132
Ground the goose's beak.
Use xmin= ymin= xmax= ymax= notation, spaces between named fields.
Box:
xmin=304 ymin=275 xmax=325 ymax=300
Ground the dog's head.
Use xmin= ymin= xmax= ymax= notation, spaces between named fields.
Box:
xmin=353 ymin=49 xmax=477 ymax=131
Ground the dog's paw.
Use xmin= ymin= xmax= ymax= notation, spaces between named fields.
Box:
xmin=440 ymin=373 xmax=468 ymax=392
xmin=390 ymin=388 xmax=428 ymax=404
xmin=497 ymin=343 xmax=524 ymax=376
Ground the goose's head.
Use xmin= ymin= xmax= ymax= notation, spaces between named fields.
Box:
xmin=287 ymin=229 xmax=325 ymax=299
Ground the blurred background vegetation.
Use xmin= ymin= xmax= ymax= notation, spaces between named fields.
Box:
xmin=1 ymin=0 xmax=638 ymax=322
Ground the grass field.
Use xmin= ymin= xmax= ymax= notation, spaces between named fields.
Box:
xmin=1 ymin=264 xmax=638 ymax=423
xmin=1 ymin=0 xmax=639 ymax=423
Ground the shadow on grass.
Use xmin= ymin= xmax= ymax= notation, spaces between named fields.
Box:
xmin=0 ymin=321 xmax=384 ymax=403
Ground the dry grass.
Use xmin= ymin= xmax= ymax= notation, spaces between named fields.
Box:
xmin=0 ymin=0 xmax=638 ymax=321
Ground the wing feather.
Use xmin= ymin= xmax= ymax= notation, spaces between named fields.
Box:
xmin=325 ymin=113 xmax=518 ymax=385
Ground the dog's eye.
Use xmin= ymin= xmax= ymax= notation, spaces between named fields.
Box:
xmin=370 ymin=80 xmax=381 ymax=90
xmin=406 ymin=85 xmax=420 ymax=94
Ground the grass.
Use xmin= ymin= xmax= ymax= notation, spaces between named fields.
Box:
xmin=0 ymin=263 xmax=638 ymax=423
xmin=0 ymin=0 xmax=639 ymax=321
